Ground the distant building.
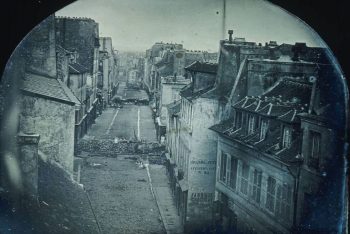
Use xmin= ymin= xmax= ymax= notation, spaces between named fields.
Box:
xmin=157 ymin=75 xmax=190 ymax=142
xmin=144 ymin=42 xmax=183 ymax=96
xmin=144 ymin=42 xmax=219 ymax=147
xmin=127 ymin=69 xmax=139 ymax=88
xmin=68 ymin=62 xmax=90 ymax=145
xmin=99 ymin=37 xmax=118 ymax=105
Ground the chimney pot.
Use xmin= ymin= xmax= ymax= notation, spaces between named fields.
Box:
xmin=228 ymin=30 xmax=233 ymax=43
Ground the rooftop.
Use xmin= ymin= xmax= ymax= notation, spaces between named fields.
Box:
xmin=166 ymin=100 xmax=181 ymax=116
xmin=161 ymin=76 xmax=190 ymax=85
xmin=69 ymin=63 xmax=89 ymax=74
xmin=184 ymin=61 xmax=218 ymax=74
xmin=179 ymin=83 xmax=214 ymax=101
xmin=21 ymin=72 xmax=80 ymax=105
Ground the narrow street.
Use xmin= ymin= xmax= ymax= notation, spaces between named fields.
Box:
xmin=77 ymin=84 xmax=182 ymax=234
xmin=88 ymin=105 xmax=156 ymax=141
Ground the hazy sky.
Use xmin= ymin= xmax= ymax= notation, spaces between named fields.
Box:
xmin=57 ymin=0 xmax=325 ymax=52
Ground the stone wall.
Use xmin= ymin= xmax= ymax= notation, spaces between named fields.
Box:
xmin=55 ymin=17 xmax=99 ymax=75
xmin=246 ymin=60 xmax=317 ymax=97
xmin=216 ymin=44 xmax=239 ymax=92
xmin=22 ymin=15 xmax=57 ymax=78
xmin=56 ymin=46 xmax=69 ymax=83
xmin=185 ymin=97 xmax=220 ymax=231
xmin=17 ymin=133 xmax=40 ymax=198
xmin=193 ymin=72 xmax=216 ymax=93
xmin=19 ymin=94 xmax=75 ymax=173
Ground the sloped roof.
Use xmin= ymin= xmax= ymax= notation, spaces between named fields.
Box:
xmin=263 ymin=78 xmax=312 ymax=104
xmin=21 ymin=72 xmax=80 ymax=105
xmin=69 ymin=63 xmax=89 ymax=74
xmin=179 ymin=83 xmax=214 ymax=101
xmin=209 ymin=78 xmax=313 ymax=164
xmin=166 ymin=100 xmax=181 ymax=116
xmin=185 ymin=61 xmax=218 ymax=74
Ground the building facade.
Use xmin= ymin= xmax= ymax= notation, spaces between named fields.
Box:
xmin=55 ymin=16 xmax=101 ymax=128
xmin=99 ymin=37 xmax=118 ymax=105
xmin=164 ymin=61 xmax=220 ymax=232
xmin=209 ymin=32 xmax=341 ymax=233
xmin=157 ymin=75 xmax=190 ymax=142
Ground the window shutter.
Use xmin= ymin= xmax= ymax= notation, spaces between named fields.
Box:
xmin=276 ymin=184 xmax=282 ymax=217
xmin=227 ymin=155 xmax=231 ymax=186
xmin=249 ymin=168 xmax=254 ymax=198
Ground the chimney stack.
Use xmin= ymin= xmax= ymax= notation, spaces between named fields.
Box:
xmin=292 ymin=42 xmax=307 ymax=61
xmin=228 ymin=30 xmax=233 ymax=43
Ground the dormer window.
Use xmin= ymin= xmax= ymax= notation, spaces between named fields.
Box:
xmin=282 ymin=126 xmax=292 ymax=148
xmin=235 ymin=111 xmax=242 ymax=129
xmin=247 ymin=114 xmax=255 ymax=135
xmin=260 ymin=119 xmax=268 ymax=140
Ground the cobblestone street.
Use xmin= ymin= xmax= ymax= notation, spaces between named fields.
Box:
xmin=77 ymin=101 xmax=182 ymax=234
xmin=81 ymin=155 xmax=165 ymax=234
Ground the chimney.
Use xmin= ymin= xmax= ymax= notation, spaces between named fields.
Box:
xmin=228 ymin=30 xmax=233 ymax=43
xmin=292 ymin=42 xmax=307 ymax=61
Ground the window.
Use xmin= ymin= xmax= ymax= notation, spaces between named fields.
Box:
xmin=235 ymin=111 xmax=243 ymax=129
xmin=282 ymin=126 xmax=292 ymax=148
xmin=251 ymin=169 xmax=262 ymax=204
xmin=229 ymin=157 xmax=238 ymax=190
xmin=240 ymin=163 xmax=249 ymax=195
xmin=219 ymin=152 xmax=227 ymax=182
xmin=275 ymin=184 xmax=292 ymax=221
xmin=266 ymin=176 xmax=276 ymax=212
xmin=309 ymin=131 xmax=321 ymax=168
xmin=247 ymin=115 xmax=255 ymax=135
xmin=260 ymin=119 xmax=268 ymax=140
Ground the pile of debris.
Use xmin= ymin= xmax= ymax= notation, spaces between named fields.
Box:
xmin=76 ymin=139 xmax=165 ymax=157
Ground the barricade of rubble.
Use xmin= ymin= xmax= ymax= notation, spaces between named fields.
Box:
xmin=76 ymin=139 xmax=165 ymax=157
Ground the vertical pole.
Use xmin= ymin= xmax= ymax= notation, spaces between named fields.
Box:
xmin=222 ymin=0 xmax=226 ymax=40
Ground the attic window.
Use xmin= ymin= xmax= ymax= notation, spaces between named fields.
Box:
xmin=282 ymin=126 xmax=292 ymax=148
xmin=247 ymin=114 xmax=255 ymax=135
xmin=234 ymin=111 xmax=242 ymax=129
xmin=260 ymin=119 xmax=268 ymax=140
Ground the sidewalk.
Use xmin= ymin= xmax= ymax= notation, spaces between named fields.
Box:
xmin=149 ymin=165 xmax=183 ymax=234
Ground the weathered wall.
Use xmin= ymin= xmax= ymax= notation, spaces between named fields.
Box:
xmin=246 ymin=60 xmax=317 ymax=97
xmin=185 ymin=98 xmax=220 ymax=231
xmin=56 ymin=46 xmax=69 ymax=83
xmin=56 ymin=17 xmax=100 ymax=105
xmin=69 ymin=73 xmax=87 ymax=105
xmin=22 ymin=15 xmax=57 ymax=78
xmin=55 ymin=17 xmax=99 ymax=74
xmin=100 ymin=37 xmax=117 ymax=102
xmin=17 ymin=133 xmax=40 ymax=197
xmin=193 ymin=72 xmax=216 ymax=93
xmin=19 ymin=95 xmax=75 ymax=173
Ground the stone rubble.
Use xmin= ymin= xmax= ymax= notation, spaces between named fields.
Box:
xmin=76 ymin=139 xmax=166 ymax=156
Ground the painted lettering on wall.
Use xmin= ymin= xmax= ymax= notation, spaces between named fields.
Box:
xmin=190 ymin=160 xmax=216 ymax=175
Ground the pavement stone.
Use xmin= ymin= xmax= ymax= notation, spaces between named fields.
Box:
xmin=80 ymin=156 xmax=166 ymax=234
xmin=149 ymin=165 xmax=183 ymax=234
